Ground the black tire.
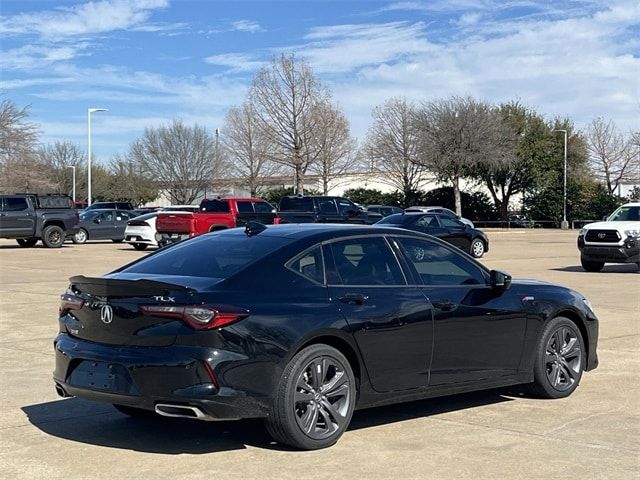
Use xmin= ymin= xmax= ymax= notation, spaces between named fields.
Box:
xmin=133 ymin=243 xmax=148 ymax=251
xmin=526 ymin=317 xmax=585 ymax=399
xmin=42 ymin=225 xmax=65 ymax=248
xmin=72 ymin=228 xmax=88 ymax=244
xmin=265 ymin=344 xmax=356 ymax=450
xmin=112 ymin=404 xmax=157 ymax=417
xmin=580 ymin=256 xmax=604 ymax=272
xmin=16 ymin=238 xmax=38 ymax=248
xmin=112 ymin=239 xmax=124 ymax=243
xmin=470 ymin=238 xmax=486 ymax=258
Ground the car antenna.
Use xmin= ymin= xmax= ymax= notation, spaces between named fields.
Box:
xmin=245 ymin=222 xmax=267 ymax=237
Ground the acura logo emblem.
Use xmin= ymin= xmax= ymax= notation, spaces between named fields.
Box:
xmin=100 ymin=304 xmax=113 ymax=324
xmin=597 ymin=233 xmax=606 ymax=239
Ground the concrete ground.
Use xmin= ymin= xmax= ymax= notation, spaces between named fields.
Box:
xmin=0 ymin=231 xmax=638 ymax=480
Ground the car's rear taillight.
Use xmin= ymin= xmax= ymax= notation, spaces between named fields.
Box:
xmin=59 ymin=292 xmax=84 ymax=314
xmin=139 ymin=304 xmax=247 ymax=330
xmin=273 ymin=217 xmax=282 ymax=224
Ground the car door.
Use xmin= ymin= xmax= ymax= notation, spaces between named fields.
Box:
xmin=113 ymin=210 xmax=130 ymax=239
xmin=1 ymin=197 xmax=35 ymax=237
xmin=325 ymin=235 xmax=433 ymax=392
xmin=436 ymin=216 xmax=472 ymax=251
xmin=92 ymin=210 xmax=115 ymax=239
xmin=393 ymin=235 xmax=526 ymax=386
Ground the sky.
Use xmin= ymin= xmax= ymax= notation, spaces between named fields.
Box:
xmin=1 ymin=0 xmax=639 ymax=163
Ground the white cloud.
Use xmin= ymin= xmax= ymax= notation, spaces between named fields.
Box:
xmin=0 ymin=44 xmax=89 ymax=70
xmin=0 ymin=0 xmax=169 ymax=39
xmin=231 ymin=20 xmax=263 ymax=33
xmin=204 ymin=53 xmax=266 ymax=72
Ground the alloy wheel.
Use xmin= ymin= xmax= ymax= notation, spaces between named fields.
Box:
xmin=293 ymin=356 xmax=351 ymax=440
xmin=545 ymin=326 xmax=582 ymax=391
xmin=471 ymin=240 xmax=485 ymax=258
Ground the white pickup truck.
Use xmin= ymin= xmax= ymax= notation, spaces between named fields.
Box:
xmin=577 ymin=202 xmax=640 ymax=271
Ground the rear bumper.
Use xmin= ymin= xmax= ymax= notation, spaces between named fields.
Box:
xmin=125 ymin=235 xmax=157 ymax=246
xmin=155 ymin=232 xmax=191 ymax=244
xmin=53 ymin=334 xmax=270 ymax=420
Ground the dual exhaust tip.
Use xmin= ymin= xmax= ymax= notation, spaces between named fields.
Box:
xmin=154 ymin=403 xmax=208 ymax=420
xmin=54 ymin=384 xmax=208 ymax=421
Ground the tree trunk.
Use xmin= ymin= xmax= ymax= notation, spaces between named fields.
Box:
xmin=453 ymin=176 xmax=462 ymax=216
xmin=295 ymin=164 xmax=304 ymax=195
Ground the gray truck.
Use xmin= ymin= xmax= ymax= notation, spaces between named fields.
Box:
xmin=0 ymin=194 xmax=80 ymax=248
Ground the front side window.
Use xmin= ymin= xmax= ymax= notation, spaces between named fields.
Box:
xmin=318 ymin=199 xmax=338 ymax=214
xmin=337 ymin=199 xmax=356 ymax=215
xmin=287 ymin=246 xmax=324 ymax=284
xmin=99 ymin=211 xmax=114 ymax=223
xmin=328 ymin=237 xmax=405 ymax=286
xmin=396 ymin=237 xmax=486 ymax=286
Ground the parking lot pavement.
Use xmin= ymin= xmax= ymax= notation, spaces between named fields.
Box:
xmin=0 ymin=232 xmax=638 ymax=480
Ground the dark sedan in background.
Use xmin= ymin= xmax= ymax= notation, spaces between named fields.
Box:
xmin=377 ymin=212 xmax=489 ymax=258
xmin=72 ymin=209 xmax=136 ymax=244
xmin=54 ymin=224 xmax=597 ymax=450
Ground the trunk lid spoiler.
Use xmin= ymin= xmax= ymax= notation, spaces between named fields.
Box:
xmin=69 ymin=275 xmax=198 ymax=297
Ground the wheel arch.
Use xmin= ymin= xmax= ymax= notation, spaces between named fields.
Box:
xmin=43 ymin=220 xmax=66 ymax=232
xmin=209 ymin=224 xmax=228 ymax=232
xmin=296 ymin=334 xmax=363 ymax=389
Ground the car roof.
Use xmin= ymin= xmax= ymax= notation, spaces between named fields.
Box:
xmin=213 ymin=223 xmax=421 ymax=241
xmin=621 ymin=202 xmax=640 ymax=207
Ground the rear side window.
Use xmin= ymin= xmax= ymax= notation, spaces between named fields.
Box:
xmin=201 ymin=199 xmax=230 ymax=213
xmin=236 ymin=201 xmax=254 ymax=213
xmin=318 ymin=199 xmax=338 ymax=214
xmin=4 ymin=197 xmax=29 ymax=211
xmin=287 ymin=246 xmax=324 ymax=284
xmin=279 ymin=197 xmax=314 ymax=211
xmin=121 ymin=233 xmax=291 ymax=278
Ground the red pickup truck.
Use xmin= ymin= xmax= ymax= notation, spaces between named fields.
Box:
xmin=155 ymin=197 xmax=277 ymax=246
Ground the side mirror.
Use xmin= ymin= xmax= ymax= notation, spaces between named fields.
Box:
xmin=602 ymin=215 xmax=608 ymax=221
xmin=490 ymin=270 xmax=512 ymax=291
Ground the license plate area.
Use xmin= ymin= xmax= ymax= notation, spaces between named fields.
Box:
xmin=67 ymin=360 xmax=137 ymax=394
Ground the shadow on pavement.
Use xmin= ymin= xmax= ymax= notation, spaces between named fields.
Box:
xmin=551 ymin=265 xmax=639 ymax=273
xmin=22 ymin=389 xmax=514 ymax=453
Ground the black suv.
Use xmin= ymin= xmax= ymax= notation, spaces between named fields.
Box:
xmin=277 ymin=196 xmax=382 ymax=224
xmin=0 ymin=194 xmax=79 ymax=248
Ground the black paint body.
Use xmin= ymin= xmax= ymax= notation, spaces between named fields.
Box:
xmin=53 ymin=225 xmax=598 ymax=419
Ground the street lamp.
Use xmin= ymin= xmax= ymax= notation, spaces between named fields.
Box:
xmin=68 ymin=166 xmax=76 ymax=202
xmin=87 ymin=107 xmax=108 ymax=205
xmin=553 ymin=129 xmax=569 ymax=229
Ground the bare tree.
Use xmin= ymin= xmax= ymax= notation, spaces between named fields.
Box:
xmin=249 ymin=53 xmax=330 ymax=194
xmin=364 ymin=97 xmax=425 ymax=200
xmin=415 ymin=96 xmax=508 ymax=215
xmin=128 ymin=120 xmax=223 ymax=204
xmin=221 ymin=102 xmax=281 ymax=196
xmin=586 ymin=118 xmax=637 ymax=195
xmin=36 ymin=141 xmax=85 ymax=196
xmin=307 ymin=101 xmax=356 ymax=194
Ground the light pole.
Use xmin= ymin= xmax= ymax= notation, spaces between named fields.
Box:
xmin=68 ymin=166 xmax=76 ymax=202
xmin=553 ymin=129 xmax=569 ymax=229
xmin=87 ymin=107 xmax=107 ymax=205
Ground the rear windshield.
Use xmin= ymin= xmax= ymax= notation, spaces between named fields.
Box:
xmin=377 ymin=214 xmax=406 ymax=225
xmin=279 ymin=197 xmax=314 ymax=212
xmin=120 ymin=233 xmax=290 ymax=278
xmin=131 ymin=212 xmax=157 ymax=221
xmin=201 ymin=199 xmax=230 ymax=213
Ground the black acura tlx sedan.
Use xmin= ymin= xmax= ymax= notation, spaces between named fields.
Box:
xmin=54 ymin=224 xmax=599 ymax=450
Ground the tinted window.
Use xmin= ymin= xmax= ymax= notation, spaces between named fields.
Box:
xmin=318 ymin=199 xmax=338 ymax=214
xmin=377 ymin=214 xmax=406 ymax=225
xmin=329 ymin=237 xmax=405 ymax=286
xmin=236 ymin=201 xmax=254 ymax=213
xmin=98 ymin=211 xmax=114 ymax=223
xmin=4 ymin=197 xmax=29 ymax=211
xmin=439 ymin=217 xmax=464 ymax=229
xmin=336 ymin=198 xmax=356 ymax=215
xmin=279 ymin=197 xmax=314 ymax=211
xmin=162 ymin=206 xmax=199 ymax=212
xmin=80 ymin=211 xmax=100 ymax=221
xmin=396 ymin=237 xmax=485 ymax=286
xmin=201 ymin=199 xmax=230 ymax=213
xmin=253 ymin=201 xmax=274 ymax=213
xmin=121 ymin=234 xmax=290 ymax=278
xmin=37 ymin=196 xmax=72 ymax=209
xmin=287 ymin=246 xmax=324 ymax=284
xmin=414 ymin=215 xmax=438 ymax=228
